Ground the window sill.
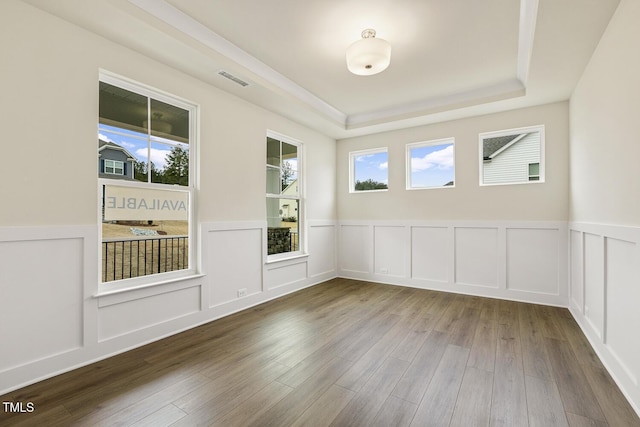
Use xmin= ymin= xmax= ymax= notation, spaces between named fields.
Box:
xmin=95 ymin=273 xmax=205 ymax=303
xmin=265 ymin=253 xmax=309 ymax=266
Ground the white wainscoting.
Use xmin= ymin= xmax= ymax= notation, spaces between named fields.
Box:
xmin=338 ymin=220 xmax=568 ymax=306
xmin=569 ymin=222 xmax=640 ymax=415
xmin=0 ymin=220 xmax=337 ymax=395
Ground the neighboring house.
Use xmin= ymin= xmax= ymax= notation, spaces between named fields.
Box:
xmin=280 ymin=179 xmax=298 ymax=218
xmin=98 ymin=139 xmax=136 ymax=180
xmin=482 ymin=132 xmax=541 ymax=184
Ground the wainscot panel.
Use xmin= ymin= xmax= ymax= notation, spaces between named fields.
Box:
xmin=202 ymin=223 xmax=264 ymax=308
xmin=455 ymin=227 xmax=500 ymax=288
xmin=411 ymin=226 xmax=450 ymax=283
xmin=374 ymin=225 xmax=408 ymax=277
xmin=338 ymin=220 xmax=567 ymax=306
xmin=569 ymin=222 xmax=640 ymax=417
xmin=0 ymin=234 xmax=85 ymax=373
xmin=506 ymin=228 xmax=560 ymax=295
xmin=307 ymin=222 xmax=337 ymax=278
xmin=98 ymin=286 xmax=201 ymax=341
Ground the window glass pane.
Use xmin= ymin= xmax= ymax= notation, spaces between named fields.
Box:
xmin=266 ymin=198 xmax=299 ymax=255
xmin=409 ymin=141 xmax=454 ymax=188
xmin=99 ymin=82 xmax=148 ymax=134
xmin=529 ymin=163 xmax=539 ymax=175
xmin=266 ymin=165 xmax=281 ymax=194
xmin=101 ymin=184 xmax=189 ymax=282
xmin=352 ymin=150 xmax=388 ymax=191
xmin=99 ymin=125 xmax=146 ymax=182
xmin=150 ymin=99 xmax=189 ymax=144
xmin=481 ymin=127 xmax=543 ymax=185
xmin=267 ymin=137 xmax=280 ymax=167
xmin=149 ymin=141 xmax=189 ymax=186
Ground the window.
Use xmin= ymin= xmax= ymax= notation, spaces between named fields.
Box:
xmin=480 ymin=125 xmax=544 ymax=185
xmin=528 ymin=163 xmax=540 ymax=181
xmin=350 ymin=148 xmax=389 ymax=192
xmin=98 ymin=72 xmax=196 ymax=288
xmin=104 ymin=159 xmax=124 ymax=175
xmin=406 ymin=138 xmax=455 ymax=189
xmin=266 ymin=131 xmax=302 ymax=258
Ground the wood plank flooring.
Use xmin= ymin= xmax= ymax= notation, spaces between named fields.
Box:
xmin=1 ymin=278 xmax=639 ymax=426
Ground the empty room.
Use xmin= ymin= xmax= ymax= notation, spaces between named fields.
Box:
xmin=1 ymin=0 xmax=639 ymax=425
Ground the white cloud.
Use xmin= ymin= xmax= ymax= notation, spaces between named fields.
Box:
xmin=136 ymin=147 xmax=170 ymax=169
xmin=411 ymin=145 xmax=454 ymax=171
xmin=379 ymin=161 xmax=388 ymax=170
xmin=98 ymin=133 xmax=114 ymax=143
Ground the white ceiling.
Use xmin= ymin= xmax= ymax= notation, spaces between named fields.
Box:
xmin=23 ymin=0 xmax=620 ymax=139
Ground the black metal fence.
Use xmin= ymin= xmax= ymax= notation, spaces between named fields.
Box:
xmin=102 ymin=235 xmax=188 ymax=282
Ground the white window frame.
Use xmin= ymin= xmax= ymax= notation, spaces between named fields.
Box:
xmin=349 ymin=147 xmax=389 ymax=193
xmin=97 ymin=71 xmax=199 ymax=294
xmin=104 ymin=159 xmax=125 ymax=175
xmin=266 ymin=130 xmax=305 ymax=262
xmin=406 ymin=137 xmax=455 ymax=190
xmin=479 ymin=124 xmax=545 ymax=186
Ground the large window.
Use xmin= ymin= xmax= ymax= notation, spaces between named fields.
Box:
xmin=349 ymin=148 xmax=389 ymax=192
xmin=266 ymin=132 xmax=302 ymax=258
xmin=98 ymin=73 xmax=196 ymax=288
xmin=480 ymin=125 xmax=545 ymax=185
xmin=406 ymin=138 xmax=455 ymax=189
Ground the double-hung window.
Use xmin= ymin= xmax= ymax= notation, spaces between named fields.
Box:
xmin=98 ymin=72 xmax=197 ymax=288
xmin=266 ymin=131 xmax=303 ymax=259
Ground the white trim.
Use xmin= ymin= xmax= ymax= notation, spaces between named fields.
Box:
xmin=517 ymin=0 xmax=539 ymax=85
xmin=127 ymin=0 xmax=536 ymax=131
xmin=127 ymin=0 xmax=346 ymax=125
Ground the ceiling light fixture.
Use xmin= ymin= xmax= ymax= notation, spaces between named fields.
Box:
xmin=346 ymin=29 xmax=391 ymax=76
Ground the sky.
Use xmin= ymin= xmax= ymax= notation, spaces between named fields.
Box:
xmin=353 ymin=143 xmax=454 ymax=188
xmin=354 ymin=151 xmax=389 ymax=184
xmin=409 ymin=142 xmax=454 ymax=187
xmin=99 ymin=124 xmax=187 ymax=170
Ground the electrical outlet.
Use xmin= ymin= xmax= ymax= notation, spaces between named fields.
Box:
xmin=237 ymin=288 xmax=247 ymax=298
xmin=380 ymin=268 xmax=389 ymax=274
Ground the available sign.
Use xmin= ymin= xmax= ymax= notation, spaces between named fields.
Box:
xmin=104 ymin=185 xmax=188 ymax=221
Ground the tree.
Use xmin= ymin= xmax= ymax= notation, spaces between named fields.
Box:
xmin=163 ymin=146 xmax=189 ymax=186
xmin=281 ymin=160 xmax=295 ymax=191
xmin=355 ymin=179 xmax=388 ymax=191
xmin=133 ymin=159 xmax=147 ymax=182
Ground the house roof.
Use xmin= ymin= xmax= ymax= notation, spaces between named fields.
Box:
xmin=482 ymin=135 xmax=520 ymax=159
xmin=98 ymin=139 xmax=136 ymax=160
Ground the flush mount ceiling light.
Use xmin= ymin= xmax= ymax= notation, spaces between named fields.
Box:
xmin=346 ymin=29 xmax=391 ymax=76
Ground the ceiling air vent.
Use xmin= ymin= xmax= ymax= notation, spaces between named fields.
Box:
xmin=217 ymin=70 xmax=249 ymax=87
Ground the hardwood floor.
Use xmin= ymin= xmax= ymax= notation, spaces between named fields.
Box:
xmin=1 ymin=278 xmax=639 ymax=426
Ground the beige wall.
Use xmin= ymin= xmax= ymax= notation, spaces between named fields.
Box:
xmin=337 ymin=102 xmax=569 ymax=221
xmin=569 ymin=0 xmax=640 ymax=227
xmin=0 ymin=0 xmax=336 ymax=226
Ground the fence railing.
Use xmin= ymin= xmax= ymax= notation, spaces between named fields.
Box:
xmin=102 ymin=235 xmax=188 ymax=282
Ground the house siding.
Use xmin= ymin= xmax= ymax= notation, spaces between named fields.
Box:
xmin=98 ymin=147 xmax=134 ymax=180
xmin=483 ymin=132 xmax=541 ymax=184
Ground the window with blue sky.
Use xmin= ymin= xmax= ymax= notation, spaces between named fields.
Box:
xmin=350 ymin=148 xmax=389 ymax=192
xmin=407 ymin=138 xmax=455 ymax=189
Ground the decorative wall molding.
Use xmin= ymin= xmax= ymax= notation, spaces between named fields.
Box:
xmin=338 ymin=220 xmax=568 ymax=306
xmin=569 ymin=222 xmax=640 ymax=416
xmin=0 ymin=221 xmax=338 ymax=395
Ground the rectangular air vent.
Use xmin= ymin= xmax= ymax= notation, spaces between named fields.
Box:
xmin=217 ymin=70 xmax=249 ymax=87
